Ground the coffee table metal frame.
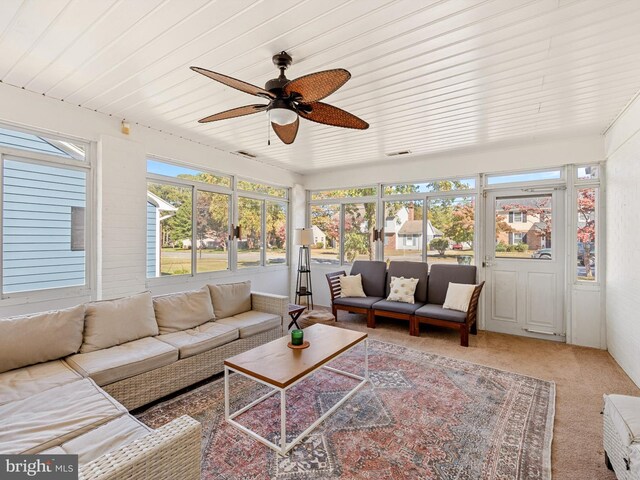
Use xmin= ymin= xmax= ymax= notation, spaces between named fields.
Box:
xmin=224 ymin=338 xmax=368 ymax=456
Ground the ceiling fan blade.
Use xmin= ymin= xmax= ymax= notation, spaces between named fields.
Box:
xmin=299 ymin=102 xmax=369 ymax=130
xmin=271 ymin=117 xmax=299 ymax=144
xmin=284 ymin=69 xmax=351 ymax=103
xmin=191 ymin=66 xmax=275 ymax=99
xmin=197 ymin=104 xmax=267 ymax=123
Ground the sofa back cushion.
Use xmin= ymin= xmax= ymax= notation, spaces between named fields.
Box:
xmin=0 ymin=305 xmax=85 ymax=374
xmin=386 ymin=261 xmax=429 ymax=303
xmin=428 ymin=264 xmax=477 ymax=305
xmin=80 ymin=292 xmax=158 ymax=353
xmin=208 ymin=281 xmax=252 ymax=319
xmin=350 ymin=261 xmax=387 ymax=297
xmin=153 ymin=287 xmax=215 ymax=334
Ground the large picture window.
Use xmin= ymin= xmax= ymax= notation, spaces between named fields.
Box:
xmin=146 ymin=160 xmax=288 ymax=278
xmin=0 ymin=126 xmax=90 ymax=296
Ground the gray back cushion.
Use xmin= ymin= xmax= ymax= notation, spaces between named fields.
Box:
xmin=350 ymin=261 xmax=387 ymax=297
xmin=386 ymin=262 xmax=429 ymax=303
xmin=428 ymin=264 xmax=477 ymax=305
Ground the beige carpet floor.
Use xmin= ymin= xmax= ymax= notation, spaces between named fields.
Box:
xmin=298 ymin=309 xmax=640 ymax=480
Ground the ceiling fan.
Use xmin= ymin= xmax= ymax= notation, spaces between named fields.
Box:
xmin=190 ymin=51 xmax=369 ymax=145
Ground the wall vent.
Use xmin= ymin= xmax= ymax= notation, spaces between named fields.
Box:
xmin=233 ymin=150 xmax=257 ymax=158
xmin=385 ymin=150 xmax=411 ymax=157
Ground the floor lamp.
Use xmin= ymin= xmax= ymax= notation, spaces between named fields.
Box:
xmin=294 ymin=227 xmax=314 ymax=309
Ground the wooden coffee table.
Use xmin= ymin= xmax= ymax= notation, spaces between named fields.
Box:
xmin=224 ymin=324 xmax=368 ymax=455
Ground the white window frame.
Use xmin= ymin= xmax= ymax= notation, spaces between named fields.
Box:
xmin=0 ymin=125 xmax=93 ymax=303
xmin=146 ymin=158 xmax=290 ymax=285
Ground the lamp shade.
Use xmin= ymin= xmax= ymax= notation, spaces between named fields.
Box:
xmin=294 ymin=227 xmax=314 ymax=246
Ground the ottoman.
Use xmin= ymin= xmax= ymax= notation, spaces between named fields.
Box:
xmin=603 ymin=394 xmax=640 ymax=479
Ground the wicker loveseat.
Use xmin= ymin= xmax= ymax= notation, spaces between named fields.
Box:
xmin=0 ymin=281 xmax=288 ymax=480
xmin=326 ymin=261 xmax=483 ymax=346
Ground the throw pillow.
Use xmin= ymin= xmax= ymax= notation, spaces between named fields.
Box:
xmin=339 ymin=274 xmax=366 ymax=298
xmin=208 ymin=281 xmax=252 ymax=319
xmin=442 ymin=282 xmax=476 ymax=312
xmin=386 ymin=276 xmax=419 ymax=304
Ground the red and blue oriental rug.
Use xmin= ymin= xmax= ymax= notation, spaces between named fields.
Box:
xmin=137 ymin=340 xmax=555 ymax=479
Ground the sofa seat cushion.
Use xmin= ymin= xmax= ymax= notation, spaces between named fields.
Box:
xmin=334 ymin=296 xmax=383 ymax=309
xmin=605 ymin=394 xmax=640 ymax=446
xmin=373 ymin=300 xmax=425 ymax=315
xmin=217 ymin=311 xmax=280 ymax=338
xmin=157 ymin=323 xmax=238 ymax=359
xmin=414 ymin=303 xmax=467 ymax=323
xmin=66 ymin=337 xmax=178 ymax=386
xmin=0 ymin=378 xmax=127 ymax=454
xmin=81 ymin=292 xmax=158 ymax=353
xmin=153 ymin=287 xmax=215 ymax=334
xmin=0 ymin=304 xmax=85 ymax=374
xmin=0 ymin=360 xmax=82 ymax=406
xmin=40 ymin=415 xmax=152 ymax=467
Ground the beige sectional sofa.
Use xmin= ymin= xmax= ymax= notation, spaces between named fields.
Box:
xmin=0 ymin=281 xmax=288 ymax=480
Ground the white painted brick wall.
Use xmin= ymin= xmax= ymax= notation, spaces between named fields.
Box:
xmin=606 ymin=126 xmax=640 ymax=388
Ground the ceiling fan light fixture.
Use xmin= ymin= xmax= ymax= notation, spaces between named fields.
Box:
xmin=269 ymin=106 xmax=298 ymax=126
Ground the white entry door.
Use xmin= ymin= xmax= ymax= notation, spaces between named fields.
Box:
xmin=483 ymin=190 xmax=565 ymax=340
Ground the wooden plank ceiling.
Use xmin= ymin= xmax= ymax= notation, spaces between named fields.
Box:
xmin=0 ymin=0 xmax=639 ymax=174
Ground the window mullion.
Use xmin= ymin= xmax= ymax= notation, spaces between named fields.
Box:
xmin=191 ymin=186 xmax=197 ymax=276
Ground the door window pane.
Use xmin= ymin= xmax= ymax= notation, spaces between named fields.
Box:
xmin=266 ymin=201 xmax=287 ymax=265
xmin=238 ymin=197 xmax=262 ymax=268
xmin=147 ymin=182 xmax=192 ymax=276
xmin=310 ymin=204 xmax=340 ymax=265
xmin=343 ymin=203 xmax=376 ymax=263
xmin=383 ymin=200 xmax=424 ymax=262
xmin=577 ymin=188 xmax=597 ymax=281
xmin=495 ymin=195 xmax=551 ymax=259
xmin=196 ymin=191 xmax=229 ymax=273
xmin=427 ymin=197 xmax=475 ymax=266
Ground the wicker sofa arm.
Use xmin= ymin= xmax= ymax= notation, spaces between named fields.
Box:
xmin=252 ymin=291 xmax=289 ymax=332
xmin=79 ymin=415 xmax=201 ymax=480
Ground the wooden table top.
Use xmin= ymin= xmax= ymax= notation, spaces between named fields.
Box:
xmin=224 ymin=324 xmax=367 ymax=389
xmin=288 ymin=303 xmax=306 ymax=314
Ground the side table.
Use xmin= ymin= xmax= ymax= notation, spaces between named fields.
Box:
xmin=288 ymin=303 xmax=306 ymax=330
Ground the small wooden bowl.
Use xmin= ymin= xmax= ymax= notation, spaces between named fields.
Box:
xmin=287 ymin=341 xmax=310 ymax=350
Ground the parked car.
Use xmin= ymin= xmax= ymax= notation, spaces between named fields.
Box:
xmin=532 ymin=248 xmax=552 ymax=259
xmin=452 ymin=243 xmax=463 ymax=250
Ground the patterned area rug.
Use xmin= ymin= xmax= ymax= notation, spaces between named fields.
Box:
xmin=136 ymin=340 xmax=555 ymax=479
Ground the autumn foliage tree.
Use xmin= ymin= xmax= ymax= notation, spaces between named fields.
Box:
xmin=577 ymin=189 xmax=596 ymax=278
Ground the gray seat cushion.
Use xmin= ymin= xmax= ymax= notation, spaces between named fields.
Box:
xmin=386 ymin=261 xmax=429 ymax=303
xmin=414 ymin=303 xmax=467 ymax=323
xmin=373 ymin=300 xmax=425 ymax=315
xmin=333 ymin=296 xmax=383 ymax=309
xmin=428 ymin=264 xmax=477 ymax=304
xmin=350 ymin=261 xmax=387 ymax=297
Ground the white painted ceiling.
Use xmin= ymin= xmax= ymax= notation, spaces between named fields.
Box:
xmin=0 ymin=0 xmax=639 ymax=174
